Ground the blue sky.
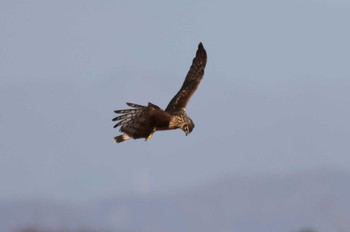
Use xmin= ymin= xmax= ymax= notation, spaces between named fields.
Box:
xmin=1 ymin=0 xmax=350 ymax=202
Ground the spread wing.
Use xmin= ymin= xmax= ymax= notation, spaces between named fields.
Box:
xmin=165 ymin=42 xmax=207 ymax=112
xmin=113 ymin=103 xmax=156 ymax=139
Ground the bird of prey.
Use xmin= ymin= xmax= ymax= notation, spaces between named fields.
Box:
xmin=112 ymin=42 xmax=207 ymax=143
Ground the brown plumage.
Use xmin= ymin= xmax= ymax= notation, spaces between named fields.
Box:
xmin=112 ymin=42 xmax=207 ymax=143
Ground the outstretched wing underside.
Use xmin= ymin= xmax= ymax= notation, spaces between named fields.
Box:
xmin=165 ymin=42 xmax=207 ymax=112
xmin=113 ymin=103 xmax=154 ymax=139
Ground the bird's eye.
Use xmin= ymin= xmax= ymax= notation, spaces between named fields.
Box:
xmin=183 ymin=125 xmax=189 ymax=132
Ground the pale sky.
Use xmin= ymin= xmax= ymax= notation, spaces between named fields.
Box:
xmin=0 ymin=0 xmax=350 ymax=202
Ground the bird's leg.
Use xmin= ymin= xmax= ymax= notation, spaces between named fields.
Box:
xmin=145 ymin=129 xmax=156 ymax=141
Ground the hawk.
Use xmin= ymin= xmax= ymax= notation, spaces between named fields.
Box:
xmin=112 ymin=42 xmax=207 ymax=143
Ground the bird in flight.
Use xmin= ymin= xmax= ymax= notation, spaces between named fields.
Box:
xmin=112 ymin=42 xmax=207 ymax=143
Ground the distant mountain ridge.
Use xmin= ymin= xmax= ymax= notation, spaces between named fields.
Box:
xmin=1 ymin=170 xmax=350 ymax=232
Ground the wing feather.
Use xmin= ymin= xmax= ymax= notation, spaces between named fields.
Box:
xmin=166 ymin=42 xmax=207 ymax=112
xmin=112 ymin=102 xmax=163 ymax=139
xmin=126 ymin=102 xmax=145 ymax=108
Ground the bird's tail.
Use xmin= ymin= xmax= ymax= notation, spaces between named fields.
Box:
xmin=113 ymin=134 xmax=130 ymax=143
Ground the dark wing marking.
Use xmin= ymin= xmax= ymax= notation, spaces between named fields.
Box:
xmin=165 ymin=42 xmax=207 ymax=112
xmin=113 ymin=102 xmax=143 ymax=128
xmin=112 ymin=102 xmax=164 ymax=139
xmin=113 ymin=103 xmax=152 ymax=138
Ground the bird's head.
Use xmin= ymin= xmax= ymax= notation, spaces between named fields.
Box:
xmin=169 ymin=111 xmax=195 ymax=136
xmin=180 ymin=113 xmax=195 ymax=136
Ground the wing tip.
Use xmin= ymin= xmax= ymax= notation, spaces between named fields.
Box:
xmin=197 ymin=42 xmax=207 ymax=59
xmin=198 ymin=42 xmax=205 ymax=50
